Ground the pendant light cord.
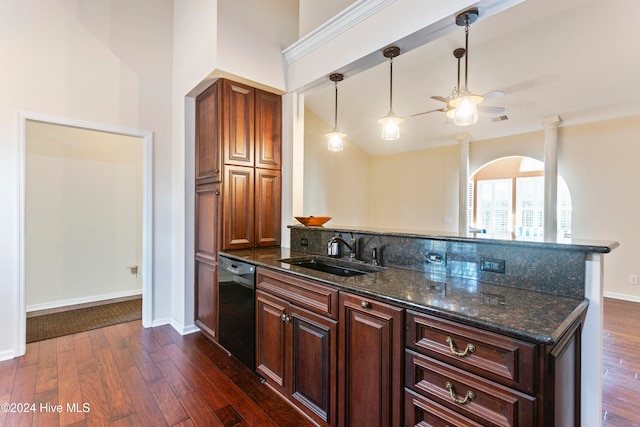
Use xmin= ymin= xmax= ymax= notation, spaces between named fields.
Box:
xmin=333 ymin=80 xmax=339 ymax=130
xmin=464 ymin=21 xmax=470 ymax=91
xmin=389 ymin=57 xmax=394 ymax=111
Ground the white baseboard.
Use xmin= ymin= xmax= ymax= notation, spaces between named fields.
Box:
xmin=0 ymin=348 xmax=17 ymax=362
xmin=603 ymin=291 xmax=640 ymax=303
xmin=150 ymin=318 xmax=171 ymax=328
xmin=26 ymin=289 xmax=143 ymax=313
xmin=169 ymin=319 xmax=200 ymax=336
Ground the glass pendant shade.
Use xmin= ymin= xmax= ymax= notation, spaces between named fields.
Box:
xmin=453 ymin=95 xmax=479 ymax=126
xmin=378 ymin=112 xmax=404 ymax=140
xmin=326 ymin=73 xmax=345 ymax=152
xmin=380 ymin=46 xmax=402 ymax=140
xmin=326 ymin=129 xmax=345 ymax=152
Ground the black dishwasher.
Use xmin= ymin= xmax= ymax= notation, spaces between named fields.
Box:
xmin=218 ymin=255 xmax=256 ymax=370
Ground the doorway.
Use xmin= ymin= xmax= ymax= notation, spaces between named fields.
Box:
xmin=17 ymin=113 xmax=153 ymax=354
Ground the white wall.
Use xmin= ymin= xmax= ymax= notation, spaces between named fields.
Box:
xmin=172 ymin=0 xmax=299 ymax=332
xmin=558 ymin=116 xmax=640 ymax=301
xmin=303 ymin=110 xmax=371 ymax=226
xmin=370 ymin=145 xmax=459 ymax=231
xmin=25 ymin=121 xmax=143 ymax=310
xmin=0 ymin=0 xmax=173 ymax=359
xmin=298 ymin=0 xmax=356 ymax=37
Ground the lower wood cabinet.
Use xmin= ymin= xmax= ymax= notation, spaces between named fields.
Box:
xmin=338 ymin=292 xmax=404 ymax=427
xmin=254 ymin=267 xmax=584 ymax=427
xmin=256 ymin=268 xmax=338 ymax=426
xmin=404 ymin=309 xmax=585 ymax=427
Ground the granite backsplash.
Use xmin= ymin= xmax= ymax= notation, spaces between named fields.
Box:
xmin=289 ymin=225 xmax=587 ymax=298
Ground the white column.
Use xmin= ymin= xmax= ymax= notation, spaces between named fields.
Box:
xmin=281 ymin=91 xmax=305 ymax=249
xmin=542 ymin=115 xmax=562 ymax=241
xmin=582 ymin=253 xmax=604 ymax=427
xmin=457 ymin=133 xmax=471 ymax=234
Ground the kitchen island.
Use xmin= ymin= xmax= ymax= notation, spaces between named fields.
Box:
xmin=220 ymin=226 xmax=616 ymax=426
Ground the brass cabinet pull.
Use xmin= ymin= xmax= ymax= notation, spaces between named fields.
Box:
xmin=445 ymin=381 xmax=475 ymax=405
xmin=446 ymin=336 xmax=475 ymax=357
xmin=360 ymin=301 xmax=371 ymax=309
xmin=281 ymin=313 xmax=291 ymax=323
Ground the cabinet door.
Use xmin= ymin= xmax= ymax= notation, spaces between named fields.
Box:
xmin=255 ymin=169 xmax=281 ymax=247
xmin=255 ymin=290 xmax=289 ymax=395
xmin=194 ymin=182 xmax=221 ymax=339
xmin=290 ymin=305 xmax=337 ymax=426
xmin=223 ymin=79 xmax=254 ymax=166
xmin=195 ymin=81 xmax=222 ymax=184
xmin=223 ymin=165 xmax=254 ymax=250
xmin=255 ymin=89 xmax=281 ymax=170
xmin=339 ymin=293 xmax=404 ymax=427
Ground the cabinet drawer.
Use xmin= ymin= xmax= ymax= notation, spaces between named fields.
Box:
xmin=256 ymin=268 xmax=339 ymax=319
xmin=406 ymin=310 xmax=536 ymax=394
xmin=406 ymin=349 xmax=536 ymax=427
xmin=405 ymin=388 xmax=484 ymax=427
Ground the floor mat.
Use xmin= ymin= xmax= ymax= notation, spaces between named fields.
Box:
xmin=27 ymin=299 xmax=142 ymax=343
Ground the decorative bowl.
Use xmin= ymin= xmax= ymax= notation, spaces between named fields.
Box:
xmin=295 ymin=216 xmax=331 ymax=227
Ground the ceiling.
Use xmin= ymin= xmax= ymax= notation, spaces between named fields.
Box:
xmin=304 ymin=0 xmax=640 ymax=156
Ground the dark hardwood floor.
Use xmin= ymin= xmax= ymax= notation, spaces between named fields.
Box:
xmin=0 ymin=320 xmax=315 ymax=427
xmin=0 ymin=297 xmax=637 ymax=426
xmin=602 ymin=297 xmax=640 ymax=426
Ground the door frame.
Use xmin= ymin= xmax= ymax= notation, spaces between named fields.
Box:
xmin=16 ymin=111 xmax=153 ymax=356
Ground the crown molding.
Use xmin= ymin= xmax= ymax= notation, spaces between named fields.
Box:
xmin=282 ymin=0 xmax=395 ymax=64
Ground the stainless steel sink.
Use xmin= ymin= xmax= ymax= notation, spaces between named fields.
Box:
xmin=278 ymin=256 xmax=385 ymax=277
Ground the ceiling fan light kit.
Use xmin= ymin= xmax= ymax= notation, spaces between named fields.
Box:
xmin=379 ymin=46 xmax=404 ymax=140
xmin=326 ymin=73 xmax=346 ymax=152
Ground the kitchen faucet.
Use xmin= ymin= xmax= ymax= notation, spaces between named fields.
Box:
xmin=327 ymin=234 xmax=358 ymax=259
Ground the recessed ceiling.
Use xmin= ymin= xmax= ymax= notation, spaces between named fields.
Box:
xmin=304 ymin=0 xmax=640 ymax=156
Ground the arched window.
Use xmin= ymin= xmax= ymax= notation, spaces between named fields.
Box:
xmin=470 ymin=156 xmax=572 ymax=238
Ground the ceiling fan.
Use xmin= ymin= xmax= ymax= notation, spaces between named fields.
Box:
xmin=412 ymin=47 xmax=506 ymax=119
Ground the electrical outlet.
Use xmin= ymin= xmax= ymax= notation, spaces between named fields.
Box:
xmin=425 ymin=251 xmax=446 ymax=265
xmin=300 ymin=238 xmax=309 ymax=246
xmin=480 ymin=258 xmax=506 ymax=274
xmin=630 ymin=275 xmax=638 ymax=285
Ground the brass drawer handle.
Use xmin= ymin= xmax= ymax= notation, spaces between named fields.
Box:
xmin=446 ymin=336 xmax=475 ymax=357
xmin=360 ymin=301 xmax=371 ymax=309
xmin=445 ymin=381 xmax=475 ymax=405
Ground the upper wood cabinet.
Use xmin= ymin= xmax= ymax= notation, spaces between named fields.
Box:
xmin=195 ymin=83 xmax=222 ymax=184
xmin=221 ymin=81 xmax=281 ymax=170
xmin=223 ymin=80 xmax=255 ymax=166
xmin=254 ymin=89 xmax=281 ymax=170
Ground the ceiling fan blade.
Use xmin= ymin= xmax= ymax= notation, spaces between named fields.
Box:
xmin=482 ymin=90 xmax=504 ymax=99
xmin=478 ymin=105 xmax=505 ymax=114
xmin=411 ymin=108 xmax=447 ymax=117
xmin=430 ymin=95 xmax=449 ymax=103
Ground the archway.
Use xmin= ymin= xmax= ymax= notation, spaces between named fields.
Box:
xmin=469 ymin=156 xmax=572 ymax=238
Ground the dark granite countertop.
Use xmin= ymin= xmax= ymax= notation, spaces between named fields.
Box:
xmin=221 ymin=247 xmax=589 ymax=346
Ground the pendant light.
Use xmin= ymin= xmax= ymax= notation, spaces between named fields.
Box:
xmin=378 ymin=46 xmax=404 ymax=140
xmin=449 ymin=8 xmax=483 ymax=126
xmin=325 ymin=73 xmax=346 ymax=152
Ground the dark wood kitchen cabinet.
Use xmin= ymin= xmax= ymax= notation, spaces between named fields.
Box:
xmin=256 ymin=268 xmax=339 ymax=427
xmin=220 ymin=79 xmax=281 ymax=250
xmin=195 ymin=82 xmax=222 ymax=185
xmin=404 ymin=309 xmax=584 ymax=426
xmin=338 ymin=292 xmax=404 ymax=427
xmin=193 ymin=78 xmax=281 ymax=340
xmin=193 ymin=182 xmax=221 ymax=340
